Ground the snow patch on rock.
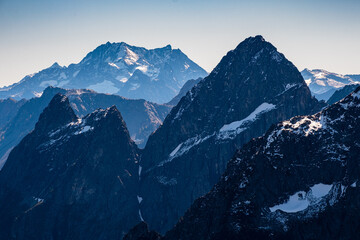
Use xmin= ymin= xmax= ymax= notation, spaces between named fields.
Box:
xmin=218 ymin=103 xmax=276 ymax=140
xmin=269 ymin=183 xmax=333 ymax=213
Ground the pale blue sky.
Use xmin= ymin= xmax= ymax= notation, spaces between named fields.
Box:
xmin=0 ymin=0 xmax=359 ymax=87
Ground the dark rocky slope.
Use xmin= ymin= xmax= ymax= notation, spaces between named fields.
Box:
xmin=0 ymin=94 xmax=141 ymax=239
xmin=126 ymin=87 xmax=360 ymax=240
xmin=161 ymin=86 xmax=360 ymax=240
xmin=139 ymin=35 xmax=324 ymax=233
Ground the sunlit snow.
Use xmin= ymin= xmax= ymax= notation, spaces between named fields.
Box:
xmin=269 ymin=183 xmax=333 ymax=213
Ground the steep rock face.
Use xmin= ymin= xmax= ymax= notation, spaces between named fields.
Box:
xmin=301 ymin=69 xmax=360 ymax=101
xmin=167 ymin=78 xmax=202 ymax=106
xmin=0 ymin=94 xmax=141 ymax=240
xmin=0 ymin=43 xmax=208 ymax=103
xmin=327 ymin=83 xmax=360 ymax=105
xmin=0 ymin=87 xmax=171 ymax=170
xmin=163 ymin=87 xmax=360 ymax=240
xmin=140 ymin=36 xmax=324 ymax=233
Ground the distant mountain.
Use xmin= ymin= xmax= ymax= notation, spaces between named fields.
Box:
xmin=0 ymin=43 xmax=208 ymax=103
xmin=327 ymin=83 xmax=360 ymax=105
xmin=167 ymin=78 xmax=202 ymax=106
xmin=149 ymin=87 xmax=360 ymax=240
xmin=0 ymin=98 xmax=26 ymax=129
xmin=139 ymin=36 xmax=324 ymax=233
xmin=0 ymin=87 xmax=171 ymax=169
xmin=301 ymin=69 xmax=360 ymax=101
xmin=0 ymin=94 xmax=141 ymax=239
xmin=346 ymin=74 xmax=360 ymax=82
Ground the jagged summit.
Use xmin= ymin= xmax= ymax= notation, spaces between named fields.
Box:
xmin=145 ymin=35 xmax=317 ymax=158
xmin=243 ymin=34 xmax=266 ymax=43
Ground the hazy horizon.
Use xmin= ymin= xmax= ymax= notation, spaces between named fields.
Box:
xmin=0 ymin=0 xmax=359 ymax=87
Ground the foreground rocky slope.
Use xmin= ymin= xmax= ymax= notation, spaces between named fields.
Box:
xmin=0 ymin=43 xmax=207 ymax=103
xmin=139 ymin=35 xmax=324 ymax=233
xmin=126 ymin=87 xmax=360 ymax=240
xmin=0 ymin=87 xmax=171 ymax=169
xmin=160 ymin=86 xmax=360 ymax=240
xmin=0 ymin=94 xmax=141 ymax=239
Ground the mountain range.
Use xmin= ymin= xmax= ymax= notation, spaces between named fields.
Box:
xmin=0 ymin=43 xmax=208 ymax=103
xmin=0 ymin=35 xmax=358 ymax=240
xmin=301 ymin=68 xmax=360 ymax=101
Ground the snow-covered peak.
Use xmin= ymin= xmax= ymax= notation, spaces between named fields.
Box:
xmin=0 ymin=42 xmax=208 ymax=103
xmin=301 ymin=68 xmax=360 ymax=101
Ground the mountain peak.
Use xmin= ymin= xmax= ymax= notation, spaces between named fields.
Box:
xmin=35 ymin=93 xmax=78 ymax=134
xmin=85 ymin=105 xmax=128 ymax=130
xmin=248 ymin=34 xmax=266 ymax=42
xmin=49 ymin=62 xmax=61 ymax=69
xmin=234 ymin=35 xmax=275 ymax=54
